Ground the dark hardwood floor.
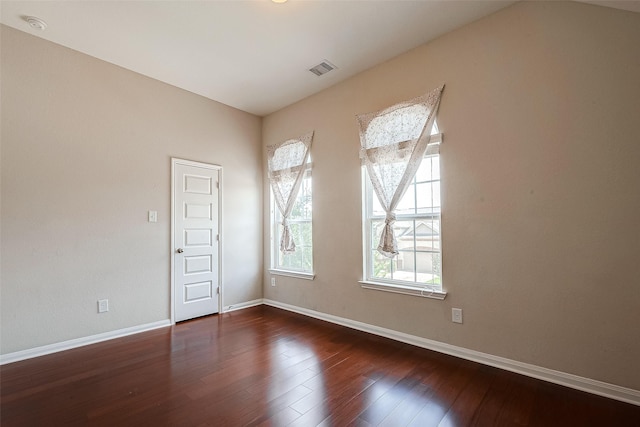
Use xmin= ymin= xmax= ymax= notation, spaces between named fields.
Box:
xmin=1 ymin=305 xmax=639 ymax=426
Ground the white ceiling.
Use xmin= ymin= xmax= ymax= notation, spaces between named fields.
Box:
xmin=1 ymin=1 xmax=637 ymax=116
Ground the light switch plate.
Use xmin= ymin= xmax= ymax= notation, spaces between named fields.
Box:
xmin=452 ymin=308 xmax=463 ymax=324
xmin=98 ymin=299 xmax=109 ymax=313
xmin=148 ymin=210 xmax=158 ymax=222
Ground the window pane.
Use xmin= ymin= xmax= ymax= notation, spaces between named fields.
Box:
xmin=395 ymin=184 xmax=415 ymax=215
xmin=279 ymin=248 xmax=302 ymax=270
xmin=394 ymin=220 xmax=415 ymax=252
xmin=273 ymin=169 xmax=313 ymax=273
xmin=299 ymin=222 xmax=312 ymax=247
xmin=290 ymin=176 xmax=312 ymax=220
xmin=289 ymin=222 xmax=300 ymax=243
xmin=372 ymin=250 xmax=392 ymax=279
xmin=415 ymin=182 xmax=433 ymax=213
xmin=302 ymin=246 xmax=313 ymax=272
xmin=431 ymin=156 xmax=440 ymax=180
xmin=276 ymin=220 xmax=312 ymax=272
xmin=393 ymin=249 xmax=416 ymax=282
xmin=418 ymin=183 xmax=440 ymax=215
xmin=415 ymin=251 xmax=434 ymax=274
xmin=415 ymin=218 xmax=440 ymax=251
xmin=275 ymin=222 xmax=283 ymax=244
xmin=417 ymin=252 xmax=441 ymax=285
xmin=431 ymin=238 xmax=440 ymax=250
xmin=415 ymin=158 xmax=432 ymax=183
xmin=363 ymin=149 xmax=442 ymax=290
xmin=372 ymin=193 xmax=385 ymax=216
xmin=371 ymin=220 xmax=385 ymax=250
xmin=416 ymin=156 xmax=440 ymax=183
xmin=289 ymin=222 xmax=312 ymax=248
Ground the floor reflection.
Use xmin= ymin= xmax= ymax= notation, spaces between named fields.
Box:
xmin=362 ymin=376 xmax=447 ymax=426
xmin=266 ymin=337 xmax=329 ymax=424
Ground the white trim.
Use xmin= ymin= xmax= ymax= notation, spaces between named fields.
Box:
xmin=171 ymin=158 xmax=223 ymax=324
xmin=218 ymin=168 xmax=225 ymax=312
xmin=0 ymin=320 xmax=171 ymax=365
xmin=361 ymin=166 xmax=369 ymax=282
xmin=270 ymin=269 xmax=315 ymax=280
xmin=359 ymin=281 xmax=447 ymax=300
xmin=171 ymin=160 xmax=176 ymax=324
xmin=263 ymin=299 xmax=640 ymax=406
xmin=223 ymin=298 xmax=264 ymax=313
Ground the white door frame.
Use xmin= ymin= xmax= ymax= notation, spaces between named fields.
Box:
xmin=171 ymin=158 xmax=223 ymax=324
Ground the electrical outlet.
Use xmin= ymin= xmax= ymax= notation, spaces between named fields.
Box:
xmin=452 ymin=308 xmax=463 ymax=324
xmin=271 ymin=278 xmax=276 ymax=287
xmin=98 ymin=299 xmax=109 ymax=313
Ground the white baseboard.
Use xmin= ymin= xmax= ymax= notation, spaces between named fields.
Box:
xmin=0 ymin=297 xmax=266 ymax=365
xmin=3 ymin=300 xmax=638 ymax=407
xmin=223 ymin=298 xmax=264 ymax=313
xmin=263 ymin=299 xmax=640 ymax=407
xmin=0 ymin=297 xmax=268 ymax=365
xmin=0 ymin=319 xmax=171 ymax=365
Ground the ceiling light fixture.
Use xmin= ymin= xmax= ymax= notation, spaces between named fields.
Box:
xmin=24 ymin=16 xmax=47 ymax=31
xmin=272 ymin=0 xmax=288 ymax=3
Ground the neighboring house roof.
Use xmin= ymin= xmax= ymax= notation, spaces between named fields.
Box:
xmin=397 ymin=221 xmax=439 ymax=239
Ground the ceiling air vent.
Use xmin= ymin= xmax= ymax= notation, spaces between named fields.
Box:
xmin=309 ymin=61 xmax=337 ymax=77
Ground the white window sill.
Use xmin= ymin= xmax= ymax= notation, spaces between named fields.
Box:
xmin=359 ymin=281 xmax=447 ymax=300
xmin=270 ymin=269 xmax=315 ymax=280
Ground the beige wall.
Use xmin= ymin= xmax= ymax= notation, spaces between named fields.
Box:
xmin=2 ymin=0 xmax=639 ymax=393
xmin=262 ymin=1 xmax=640 ymax=390
xmin=0 ymin=26 xmax=263 ymax=354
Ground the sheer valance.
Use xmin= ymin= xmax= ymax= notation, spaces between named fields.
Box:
xmin=267 ymin=132 xmax=313 ymax=254
xmin=358 ymin=85 xmax=444 ymax=258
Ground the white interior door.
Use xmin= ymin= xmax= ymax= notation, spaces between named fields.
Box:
xmin=172 ymin=159 xmax=221 ymax=322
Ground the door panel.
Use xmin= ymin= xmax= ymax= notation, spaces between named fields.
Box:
xmin=184 ymin=255 xmax=212 ymax=275
xmin=184 ymin=229 xmax=212 ymax=246
xmin=173 ymin=161 xmax=220 ymax=322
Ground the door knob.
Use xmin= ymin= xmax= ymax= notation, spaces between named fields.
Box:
xmin=177 ymin=248 xmax=184 ymax=253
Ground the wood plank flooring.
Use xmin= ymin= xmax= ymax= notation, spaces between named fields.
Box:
xmin=1 ymin=305 xmax=639 ymax=426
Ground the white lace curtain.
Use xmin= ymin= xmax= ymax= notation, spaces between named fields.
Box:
xmin=358 ymin=85 xmax=444 ymax=258
xmin=267 ymin=132 xmax=313 ymax=254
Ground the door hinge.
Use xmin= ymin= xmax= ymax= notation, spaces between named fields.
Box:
xmin=217 ymin=287 xmax=220 ymax=295
xmin=216 ymin=181 xmax=219 ymax=189
xmin=216 ymin=234 xmax=219 ymax=241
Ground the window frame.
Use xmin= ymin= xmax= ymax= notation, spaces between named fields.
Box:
xmin=269 ymin=164 xmax=315 ymax=280
xmin=360 ymin=134 xmax=446 ymax=300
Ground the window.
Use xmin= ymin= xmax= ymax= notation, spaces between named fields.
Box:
xmin=267 ymin=132 xmax=314 ymax=279
xmin=362 ymin=124 xmax=444 ymax=298
xmin=271 ymin=166 xmax=313 ymax=277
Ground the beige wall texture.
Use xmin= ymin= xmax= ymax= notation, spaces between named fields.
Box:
xmin=0 ymin=26 xmax=263 ymax=354
xmin=262 ymin=2 xmax=640 ymax=390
